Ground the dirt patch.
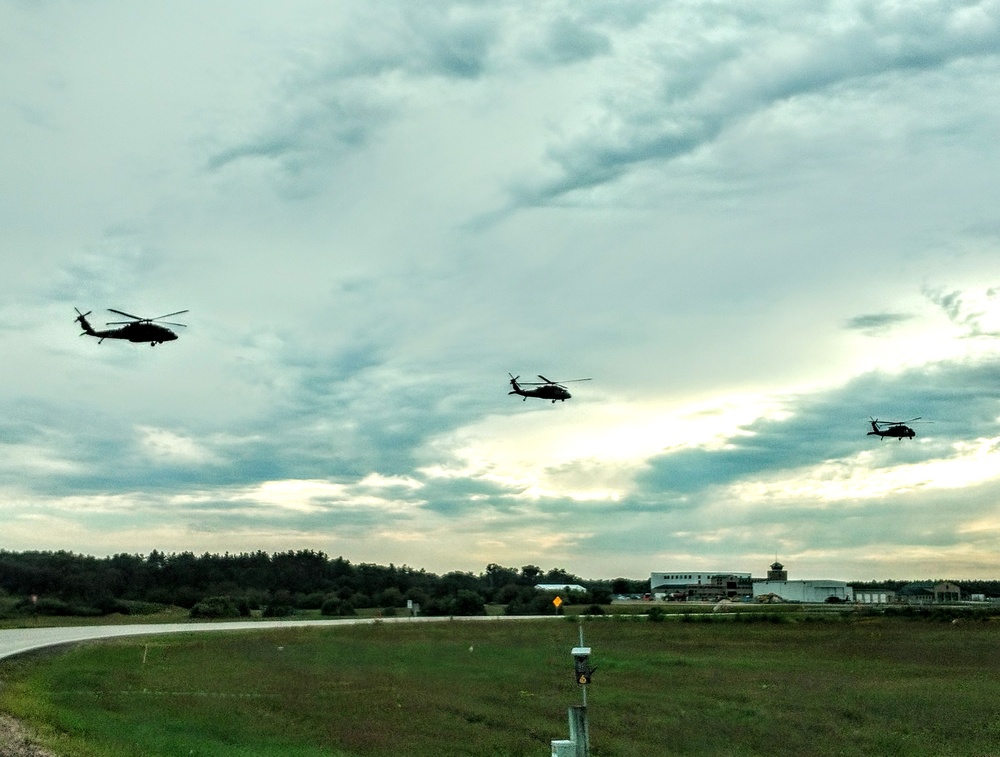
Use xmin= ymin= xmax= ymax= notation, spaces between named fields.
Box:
xmin=0 ymin=714 xmax=58 ymax=757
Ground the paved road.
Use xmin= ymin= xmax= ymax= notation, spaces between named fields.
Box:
xmin=0 ymin=615 xmax=550 ymax=662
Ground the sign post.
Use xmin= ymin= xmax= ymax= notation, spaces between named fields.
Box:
xmin=551 ymin=623 xmax=592 ymax=756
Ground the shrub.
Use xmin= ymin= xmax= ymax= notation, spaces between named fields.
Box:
xmin=189 ymin=596 xmax=241 ymax=619
xmin=453 ymin=589 xmax=485 ymax=616
xmin=11 ymin=597 xmax=101 ymax=617
xmin=262 ymin=603 xmax=294 ymax=618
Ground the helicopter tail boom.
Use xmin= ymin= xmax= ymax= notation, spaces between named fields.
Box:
xmin=75 ymin=309 xmax=97 ymax=336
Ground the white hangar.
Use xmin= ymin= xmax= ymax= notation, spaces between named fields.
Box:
xmin=752 ymin=561 xmax=853 ymax=603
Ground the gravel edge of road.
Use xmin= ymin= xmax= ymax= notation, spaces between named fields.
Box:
xmin=0 ymin=714 xmax=58 ymax=757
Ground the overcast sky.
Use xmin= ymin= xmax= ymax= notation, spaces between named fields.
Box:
xmin=3 ymin=1 xmax=1000 ymax=582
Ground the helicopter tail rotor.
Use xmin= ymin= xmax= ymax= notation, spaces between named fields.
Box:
xmin=74 ymin=308 xmax=96 ymax=336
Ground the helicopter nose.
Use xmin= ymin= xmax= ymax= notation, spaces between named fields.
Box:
xmin=164 ymin=331 xmax=178 ymax=341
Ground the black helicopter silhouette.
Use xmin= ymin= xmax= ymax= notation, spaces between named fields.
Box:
xmin=508 ymin=374 xmax=591 ymax=403
xmin=75 ymin=308 xmax=188 ymax=346
xmin=868 ymin=417 xmax=924 ymax=440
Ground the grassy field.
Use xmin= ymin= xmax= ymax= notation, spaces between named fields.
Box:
xmin=2 ymin=614 xmax=1000 ymax=756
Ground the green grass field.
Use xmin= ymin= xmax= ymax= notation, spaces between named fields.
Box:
xmin=2 ymin=615 xmax=1000 ymax=756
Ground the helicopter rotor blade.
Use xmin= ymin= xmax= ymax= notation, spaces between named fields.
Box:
xmin=537 ymin=375 xmax=554 ymax=384
xmin=151 ymin=310 xmax=189 ymax=321
xmin=107 ymin=308 xmax=144 ymax=321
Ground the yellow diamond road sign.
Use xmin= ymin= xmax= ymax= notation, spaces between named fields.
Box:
xmin=553 ymin=596 xmax=563 ymax=607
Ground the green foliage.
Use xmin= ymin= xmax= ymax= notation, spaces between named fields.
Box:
xmin=261 ymin=602 xmax=295 ymax=618
xmin=647 ymin=606 xmax=666 ymax=622
xmin=504 ymin=588 xmax=558 ymax=616
xmin=320 ymin=598 xmax=355 ymax=617
xmin=375 ymin=586 xmax=405 ymax=608
xmin=0 ymin=550 xmax=634 ymax=619
xmin=188 ymin=596 xmax=241 ymax=619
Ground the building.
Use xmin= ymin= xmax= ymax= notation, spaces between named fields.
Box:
xmin=854 ymin=590 xmax=896 ymax=605
xmin=650 ymin=571 xmax=753 ymax=601
xmin=897 ymin=581 xmax=962 ymax=604
xmin=751 ymin=561 xmax=853 ymax=603
xmin=534 ymin=583 xmax=587 ymax=595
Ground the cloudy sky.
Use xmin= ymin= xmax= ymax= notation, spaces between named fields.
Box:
xmin=3 ymin=1 xmax=1000 ymax=582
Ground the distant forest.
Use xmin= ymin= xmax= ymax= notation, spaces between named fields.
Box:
xmin=0 ymin=550 xmax=648 ymax=620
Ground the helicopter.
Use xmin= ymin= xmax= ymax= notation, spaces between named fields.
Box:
xmin=867 ymin=417 xmax=923 ymax=440
xmin=508 ymin=374 xmax=591 ymax=403
xmin=75 ymin=308 xmax=188 ymax=346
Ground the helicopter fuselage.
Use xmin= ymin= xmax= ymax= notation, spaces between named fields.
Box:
xmin=868 ymin=421 xmax=915 ymax=439
xmin=76 ymin=312 xmax=178 ymax=345
xmin=508 ymin=375 xmax=573 ymax=403
xmin=511 ymin=384 xmax=571 ymax=402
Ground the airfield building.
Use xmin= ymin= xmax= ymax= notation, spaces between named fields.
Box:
xmin=751 ymin=561 xmax=853 ymax=603
xmin=650 ymin=571 xmax=753 ymax=601
xmin=534 ymin=583 xmax=587 ymax=595
xmin=897 ymin=581 xmax=962 ymax=604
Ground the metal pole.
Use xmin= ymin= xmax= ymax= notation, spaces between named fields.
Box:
xmin=574 ymin=623 xmax=589 ymax=755
xmin=568 ymin=705 xmax=589 ymax=757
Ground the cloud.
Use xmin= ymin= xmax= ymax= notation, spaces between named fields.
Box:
xmin=522 ymin=14 xmax=612 ymax=66
xmin=204 ymin=4 xmax=503 ymax=196
xmin=844 ymin=312 xmax=913 ymax=335
xmin=502 ymin=1 xmax=1000 ymax=211
xmin=637 ymin=354 xmax=1000 ymax=501
xmin=925 ymin=285 xmax=1000 ymax=337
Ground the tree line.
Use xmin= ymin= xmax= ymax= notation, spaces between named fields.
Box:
xmin=0 ymin=550 xmax=649 ymax=620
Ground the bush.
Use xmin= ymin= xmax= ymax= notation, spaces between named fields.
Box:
xmin=189 ymin=596 xmax=241 ymax=619
xmin=582 ymin=604 xmax=606 ymax=616
xmin=453 ymin=590 xmax=486 ymax=616
xmin=38 ymin=598 xmax=102 ymax=617
xmin=297 ymin=592 xmax=327 ymax=610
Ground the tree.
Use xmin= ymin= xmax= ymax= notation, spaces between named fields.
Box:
xmin=520 ymin=565 xmax=543 ymax=584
